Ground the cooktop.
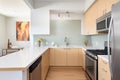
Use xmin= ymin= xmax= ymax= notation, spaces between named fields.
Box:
xmin=86 ymin=49 xmax=108 ymax=56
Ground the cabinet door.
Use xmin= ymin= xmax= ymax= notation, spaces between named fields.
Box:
xmin=89 ymin=2 xmax=98 ymax=34
xmin=106 ymin=0 xmax=119 ymax=13
xmin=84 ymin=11 xmax=91 ymax=35
xmin=98 ymin=57 xmax=111 ymax=80
xmin=54 ymin=48 xmax=67 ymax=66
xmin=67 ymin=48 xmax=80 ymax=66
xmin=97 ymin=0 xmax=118 ymax=18
xmin=97 ymin=0 xmax=106 ymax=18
xmin=41 ymin=49 xmax=50 ymax=80
xmin=50 ymin=48 xmax=55 ymax=66
xmin=84 ymin=1 xmax=98 ymax=35
xmin=31 ymin=9 xmax=50 ymax=34
xmin=78 ymin=48 xmax=83 ymax=66
xmin=81 ymin=49 xmax=85 ymax=70
xmin=106 ymin=0 xmax=113 ymax=13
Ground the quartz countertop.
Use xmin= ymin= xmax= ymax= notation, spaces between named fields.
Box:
xmin=49 ymin=45 xmax=101 ymax=50
xmin=0 ymin=45 xmax=100 ymax=71
xmin=0 ymin=46 xmax=49 ymax=71
xmin=98 ymin=55 xmax=109 ymax=62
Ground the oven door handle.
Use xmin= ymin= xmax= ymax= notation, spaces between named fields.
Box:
xmin=86 ymin=54 xmax=97 ymax=62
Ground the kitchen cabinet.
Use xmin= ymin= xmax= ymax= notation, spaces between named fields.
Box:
xmin=50 ymin=48 xmax=84 ymax=67
xmin=84 ymin=1 xmax=98 ymax=35
xmin=97 ymin=0 xmax=106 ymax=18
xmin=81 ymin=49 xmax=85 ymax=70
xmin=31 ymin=9 xmax=50 ymax=35
xmin=98 ymin=57 xmax=111 ymax=80
xmin=67 ymin=48 xmax=82 ymax=66
xmin=50 ymin=48 xmax=55 ymax=66
xmin=84 ymin=0 xmax=118 ymax=35
xmin=54 ymin=48 xmax=67 ymax=66
xmin=41 ymin=49 xmax=50 ymax=80
xmin=97 ymin=0 xmax=117 ymax=18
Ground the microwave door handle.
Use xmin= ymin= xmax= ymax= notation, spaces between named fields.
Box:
xmin=107 ymin=17 xmax=113 ymax=78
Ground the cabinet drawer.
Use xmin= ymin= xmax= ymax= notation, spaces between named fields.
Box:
xmin=98 ymin=57 xmax=111 ymax=80
xmin=99 ymin=58 xmax=108 ymax=70
xmin=99 ymin=67 xmax=110 ymax=80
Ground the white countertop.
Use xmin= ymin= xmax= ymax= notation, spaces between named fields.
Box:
xmin=49 ymin=45 xmax=101 ymax=50
xmin=0 ymin=46 xmax=49 ymax=71
xmin=98 ymin=55 xmax=109 ymax=62
xmin=0 ymin=45 xmax=100 ymax=71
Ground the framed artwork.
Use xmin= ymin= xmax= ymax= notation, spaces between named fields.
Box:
xmin=16 ymin=21 xmax=30 ymax=41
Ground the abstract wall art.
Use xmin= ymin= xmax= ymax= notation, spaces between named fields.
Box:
xmin=16 ymin=21 xmax=30 ymax=41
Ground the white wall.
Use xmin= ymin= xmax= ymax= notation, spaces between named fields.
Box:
xmin=0 ymin=14 xmax=7 ymax=55
xmin=6 ymin=16 xmax=31 ymax=48
xmin=31 ymin=1 xmax=85 ymax=45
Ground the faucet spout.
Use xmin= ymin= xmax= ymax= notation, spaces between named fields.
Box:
xmin=64 ymin=36 xmax=69 ymax=46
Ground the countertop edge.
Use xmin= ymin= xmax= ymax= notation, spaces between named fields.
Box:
xmin=0 ymin=46 xmax=96 ymax=71
xmin=98 ymin=55 xmax=109 ymax=62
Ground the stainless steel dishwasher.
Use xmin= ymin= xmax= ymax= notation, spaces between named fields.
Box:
xmin=29 ymin=56 xmax=42 ymax=80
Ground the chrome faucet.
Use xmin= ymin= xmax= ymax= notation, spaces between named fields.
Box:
xmin=64 ymin=36 xmax=69 ymax=46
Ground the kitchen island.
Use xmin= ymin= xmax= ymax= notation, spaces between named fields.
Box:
xmin=0 ymin=46 xmax=49 ymax=80
xmin=0 ymin=45 xmax=98 ymax=80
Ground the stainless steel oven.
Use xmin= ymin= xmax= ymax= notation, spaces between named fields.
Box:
xmin=85 ymin=54 xmax=97 ymax=80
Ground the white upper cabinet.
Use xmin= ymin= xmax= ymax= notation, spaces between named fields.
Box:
xmin=31 ymin=8 xmax=50 ymax=35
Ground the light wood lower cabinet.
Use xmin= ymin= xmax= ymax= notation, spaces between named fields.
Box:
xmin=41 ymin=49 xmax=50 ymax=80
xmin=50 ymin=48 xmax=55 ymax=66
xmin=81 ymin=49 xmax=85 ymax=70
xmin=98 ymin=57 xmax=111 ymax=80
xmin=67 ymin=48 xmax=82 ymax=66
xmin=50 ymin=48 xmax=85 ymax=67
xmin=54 ymin=48 xmax=67 ymax=66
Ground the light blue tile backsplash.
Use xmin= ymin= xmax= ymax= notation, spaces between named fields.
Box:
xmin=33 ymin=20 xmax=91 ymax=46
xmin=90 ymin=34 xmax=108 ymax=49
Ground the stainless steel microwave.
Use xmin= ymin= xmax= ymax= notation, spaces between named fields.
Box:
xmin=96 ymin=12 xmax=111 ymax=32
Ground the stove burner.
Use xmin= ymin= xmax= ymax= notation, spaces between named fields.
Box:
xmin=86 ymin=49 xmax=108 ymax=59
xmin=87 ymin=49 xmax=107 ymax=56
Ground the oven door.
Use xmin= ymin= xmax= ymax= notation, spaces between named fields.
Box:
xmin=85 ymin=54 xmax=97 ymax=80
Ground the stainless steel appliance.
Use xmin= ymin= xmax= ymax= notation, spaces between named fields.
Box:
xmin=85 ymin=49 xmax=108 ymax=80
xmin=29 ymin=56 xmax=42 ymax=80
xmin=108 ymin=1 xmax=120 ymax=80
xmin=96 ymin=12 xmax=111 ymax=32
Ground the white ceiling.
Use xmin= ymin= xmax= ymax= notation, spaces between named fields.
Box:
xmin=0 ymin=0 xmax=95 ymax=17
xmin=0 ymin=0 xmax=30 ymax=17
